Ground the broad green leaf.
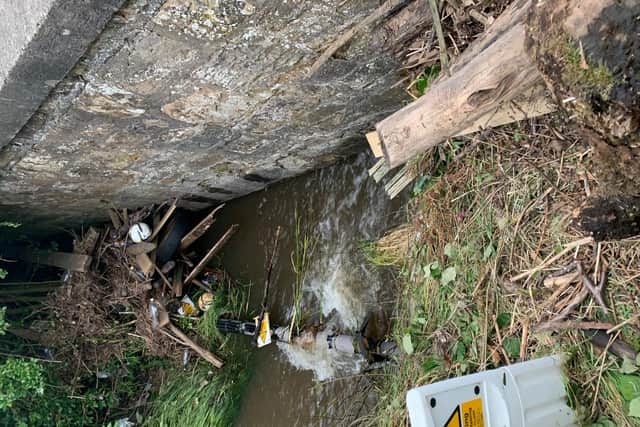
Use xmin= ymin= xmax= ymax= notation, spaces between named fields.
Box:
xmin=629 ymin=397 xmax=640 ymax=418
xmin=441 ymin=267 xmax=457 ymax=285
xmin=482 ymin=244 xmax=496 ymax=262
xmin=444 ymin=243 xmax=457 ymax=258
xmin=413 ymin=316 xmax=427 ymax=325
xmin=496 ymin=313 xmax=511 ymax=329
xmin=611 ymin=374 xmax=640 ymax=400
xmin=454 ymin=342 xmax=466 ymax=362
xmin=422 ymin=357 xmax=440 ymax=374
xmin=413 ymin=176 xmax=429 ymax=195
xmin=621 ymin=357 xmax=639 ymax=374
xmin=503 ymin=337 xmax=521 ymax=359
xmin=428 ymin=261 xmax=442 ymax=279
xmin=402 ymin=334 xmax=414 ymax=355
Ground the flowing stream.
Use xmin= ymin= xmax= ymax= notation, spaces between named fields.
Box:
xmin=200 ymin=152 xmax=404 ymax=426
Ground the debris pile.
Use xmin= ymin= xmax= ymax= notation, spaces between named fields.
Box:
xmin=44 ymin=201 xmax=237 ymax=371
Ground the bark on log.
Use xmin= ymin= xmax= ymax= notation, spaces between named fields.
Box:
xmin=377 ymin=0 xmax=541 ymax=168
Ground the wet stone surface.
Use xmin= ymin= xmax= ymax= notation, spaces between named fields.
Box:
xmin=0 ymin=0 xmax=418 ymax=228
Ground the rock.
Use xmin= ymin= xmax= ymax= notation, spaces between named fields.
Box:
xmin=0 ymin=0 xmax=429 ymax=229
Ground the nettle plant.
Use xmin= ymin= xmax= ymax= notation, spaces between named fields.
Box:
xmin=0 ymin=308 xmax=46 ymax=412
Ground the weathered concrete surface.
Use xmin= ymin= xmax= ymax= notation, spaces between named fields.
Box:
xmin=0 ymin=0 xmax=427 ymax=228
xmin=0 ymin=0 xmax=125 ymax=148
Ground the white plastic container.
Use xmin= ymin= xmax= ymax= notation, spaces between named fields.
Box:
xmin=406 ymin=356 xmax=576 ymax=427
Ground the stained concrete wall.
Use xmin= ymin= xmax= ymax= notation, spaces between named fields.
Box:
xmin=0 ymin=0 xmax=426 ymax=228
xmin=0 ymin=0 xmax=125 ymax=148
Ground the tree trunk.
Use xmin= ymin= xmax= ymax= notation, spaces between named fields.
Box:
xmin=376 ymin=0 xmax=541 ymax=168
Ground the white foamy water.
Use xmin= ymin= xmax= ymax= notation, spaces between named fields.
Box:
xmin=279 ymin=153 xmax=398 ymax=380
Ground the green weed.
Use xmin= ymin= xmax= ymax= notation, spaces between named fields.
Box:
xmin=368 ymin=122 xmax=640 ymax=426
xmin=289 ymin=211 xmax=318 ymax=335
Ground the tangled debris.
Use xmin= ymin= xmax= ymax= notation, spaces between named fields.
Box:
xmin=43 ymin=202 xmax=237 ymax=374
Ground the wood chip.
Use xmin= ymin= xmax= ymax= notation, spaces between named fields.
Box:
xmin=135 ymin=253 xmax=154 ymax=277
xmin=366 ymin=131 xmax=384 ymax=158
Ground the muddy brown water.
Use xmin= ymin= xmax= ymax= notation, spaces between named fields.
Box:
xmin=198 ymin=152 xmax=405 ymax=426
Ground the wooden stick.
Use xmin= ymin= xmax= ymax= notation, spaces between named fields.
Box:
xmin=184 ymin=225 xmax=239 ymax=285
xmin=180 ymin=204 xmax=225 ymax=251
xmin=509 ymin=237 xmax=593 ymax=282
xmin=427 ymin=0 xmax=450 ymax=76
xmin=153 ymin=264 xmax=174 ymax=293
xmin=519 ymin=321 xmax=528 ymax=361
xmin=307 ymin=0 xmax=409 ymax=76
xmin=366 ymin=132 xmax=384 ymax=158
xmin=150 ymin=201 xmax=177 ymax=241
xmin=167 ymin=323 xmax=224 ymax=368
xmin=535 ymin=320 xmax=615 ymax=332
xmin=173 ymin=263 xmax=184 ymax=297
xmin=607 ymin=313 xmax=640 ymax=335
xmin=15 ymin=250 xmax=92 ymax=273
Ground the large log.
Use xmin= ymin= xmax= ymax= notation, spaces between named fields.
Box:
xmin=376 ymin=0 xmax=540 ymax=168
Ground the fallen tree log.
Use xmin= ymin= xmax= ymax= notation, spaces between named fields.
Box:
xmin=371 ymin=0 xmax=638 ymax=175
xmin=374 ymin=0 xmax=540 ymax=168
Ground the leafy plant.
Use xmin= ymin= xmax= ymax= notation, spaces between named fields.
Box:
xmin=0 ymin=359 xmax=44 ymax=410
xmin=415 ymin=65 xmax=440 ymax=96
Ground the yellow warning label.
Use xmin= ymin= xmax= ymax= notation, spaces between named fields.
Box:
xmin=443 ymin=398 xmax=484 ymax=427
xmin=444 ymin=406 xmax=461 ymax=427
xmin=461 ymin=398 xmax=484 ymax=427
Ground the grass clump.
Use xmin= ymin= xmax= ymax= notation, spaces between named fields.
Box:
xmin=289 ymin=211 xmax=318 ymax=335
xmin=144 ymin=284 xmax=252 ymax=427
xmin=360 ymin=225 xmax=413 ymax=267
xmin=368 ymin=118 xmax=640 ymax=426
xmin=143 ymin=338 xmax=251 ymax=427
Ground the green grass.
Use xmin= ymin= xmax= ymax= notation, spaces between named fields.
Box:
xmin=289 ymin=211 xmax=318 ymax=335
xmin=143 ymin=337 xmax=251 ymax=427
xmin=144 ymin=283 xmax=253 ymax=426
xmin=368 ymin=123 xmax=640 ymax=426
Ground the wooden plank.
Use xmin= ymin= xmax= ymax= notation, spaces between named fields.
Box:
xmin=135 ymin=253 xmax=154 ymax=277
xmin=184 ymin=225 xmax=239 ymax=285
xmin=126 ymin=242 xmax=157 ymax=256
xmin=150 ymin=201 xmax=177 ymax=241
xmin=180 ymin=204 xmax=225 ymax=251
xmin=454 ymin=83 xmax=555 ymax=137
xmin=366 ymin=131 xmax=384 ymax=158
xmin=34 ymin=251 xmax=91 ymax=272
